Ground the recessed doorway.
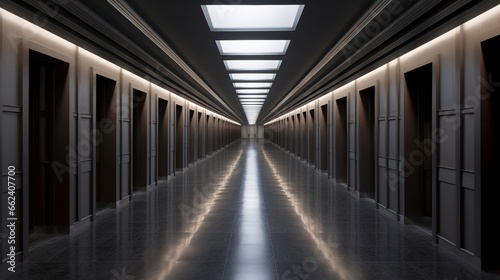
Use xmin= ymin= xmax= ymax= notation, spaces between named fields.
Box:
xmin=335 ymin=97 xmax=348 ymax=184
xmin=480 ymin=35 xmax=500 ymax=269
xmin=28 ymin=50 xmax=70 ymax=246
xmin=95 ymin=75 xmax=117 ymax=210
xmin=404 ymin=63 xmax=433 ymax=230
xmin=133 ymin=89 xmax=148 ymax=191
xmin=158 ymin=98 xmax=169 ymax=180
xmin=358 ymin=86 xmax=376 ymax=196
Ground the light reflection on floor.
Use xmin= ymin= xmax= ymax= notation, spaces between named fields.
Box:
xmin=3 ymin=139 xmax=500 ymax=280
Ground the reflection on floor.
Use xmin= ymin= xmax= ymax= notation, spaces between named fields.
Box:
xmin=2 ymin=139 xmax=499 ymax=279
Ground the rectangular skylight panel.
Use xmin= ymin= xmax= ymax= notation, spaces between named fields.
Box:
xmin=236 ymin=89 xmax=270 ymax=94
xmin=224 ymin=60 xmax=282 ymax=71
xmin=241 ymin=103 xmax=264 ymax=106
xmin=243 ymin=106 xmax=262 ymax=109
xmin=230 ymin=73 xmax=276 ymax=81
xmin=233 ymin=82 xmax=272 ymax=88
xmin=243 ymin=105 xmax=262 ymax=109
xmin=238 ymin=95 xmax=267 ymax=99
xmin=202 ymin=5 xmax=304 ymax=31
xmin=240 ymin=98 xmax=266 ymax=101
xmin=217 ymin=40 xmax=290 ymax=55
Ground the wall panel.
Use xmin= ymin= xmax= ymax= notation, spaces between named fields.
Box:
xmin=264 ymin=5 xmax=500 ymax=269
xmin=0 ymin=8 xmax=240 ymax=262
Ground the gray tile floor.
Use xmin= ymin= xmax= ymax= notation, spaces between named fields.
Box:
xmin=2 ymin=139 xmax=499 ymax=279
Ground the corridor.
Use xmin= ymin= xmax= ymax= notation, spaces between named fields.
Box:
xmin=1 ymin=140 xmax=498 ymax=280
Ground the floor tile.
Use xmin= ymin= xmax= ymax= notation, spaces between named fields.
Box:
xmin=4 ymin=140 xmax=500 ymax=280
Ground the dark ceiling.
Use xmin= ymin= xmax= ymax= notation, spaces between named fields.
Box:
xmin=2 ymin=0 xmax=498 ymax=124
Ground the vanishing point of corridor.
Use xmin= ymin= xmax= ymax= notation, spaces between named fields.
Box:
xmin=2 ymin=140 xmax=498 ymax=280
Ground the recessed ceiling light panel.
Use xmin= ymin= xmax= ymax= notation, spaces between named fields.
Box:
xmin=243 ymin=105 xmax=262 ymax=109
xmin=241 ymin=101 xmax=264 ymax=104
xmin=217 ymin=40 xmax=290 ymax=55
xmin=230 ymin=73 xmax=276 ymax=81
xmin=202 ymin=5 xmax=305 ymax=31
xmin=233 ymin=82 xmax=272 ymax=88
xmin=236 ymin=89 xmax=270 ymax=94
xmin=238 ymin=95 xmax=267 ymax=99
xmin=224 ymin=60 xmax=282 ymax=71
xmin=240 ymin=99 xmax=266 ymax=102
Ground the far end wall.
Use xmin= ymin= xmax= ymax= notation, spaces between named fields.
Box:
xmin=241 ymin=125 xmax=264 ymax=138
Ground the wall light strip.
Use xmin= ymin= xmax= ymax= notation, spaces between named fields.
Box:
xmin=107 ymin=0 xmax=241 ymax=122
xmin=265 ymin=0 xmax=392 ymax=122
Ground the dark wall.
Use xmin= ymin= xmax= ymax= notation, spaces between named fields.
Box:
xmin=0 ymin=15 xmax=241 ymax=261
xmin=264 ymin=9 xmax=500 ymax=270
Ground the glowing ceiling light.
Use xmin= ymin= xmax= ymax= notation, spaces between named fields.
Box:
xmin=224 ymin=60 xmax=282 ymax=71
xmin=230 ymin=73 xmax=276 ymax=81
xmin=241 ymin=101 xmax=264 ymax=103
xmin=233 ymin=82 xmax=272 ymax=88
xmin=202 ymin=5 xmax=304 ymax=31
xmin=238 ymin=95 xmax=267 ymax=99
xmin=239 ymin=99 xmax=266 ymax=102
xmin=236 ymin=89 xmax=270 ymax=94
xmin=216 ymin=40 xmax=290 ymax=55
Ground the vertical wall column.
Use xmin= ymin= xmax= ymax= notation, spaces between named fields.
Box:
xmin=149 ymin=88 xmax=157 ymax=186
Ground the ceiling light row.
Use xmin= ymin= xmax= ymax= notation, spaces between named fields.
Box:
xmin=202 ymin=5 xmax=304 ymax=124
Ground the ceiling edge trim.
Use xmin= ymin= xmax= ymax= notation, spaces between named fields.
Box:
xmin=107 ymin=0 xmax=242 ymax=122
xmin=262 ymin=0 xmax=476 ymax=122
xmin=266 ymin=0 xmax=392 ymax=118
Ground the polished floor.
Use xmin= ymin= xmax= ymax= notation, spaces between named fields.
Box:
xmin=2 ymin=139 xmax=500 ymax=280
